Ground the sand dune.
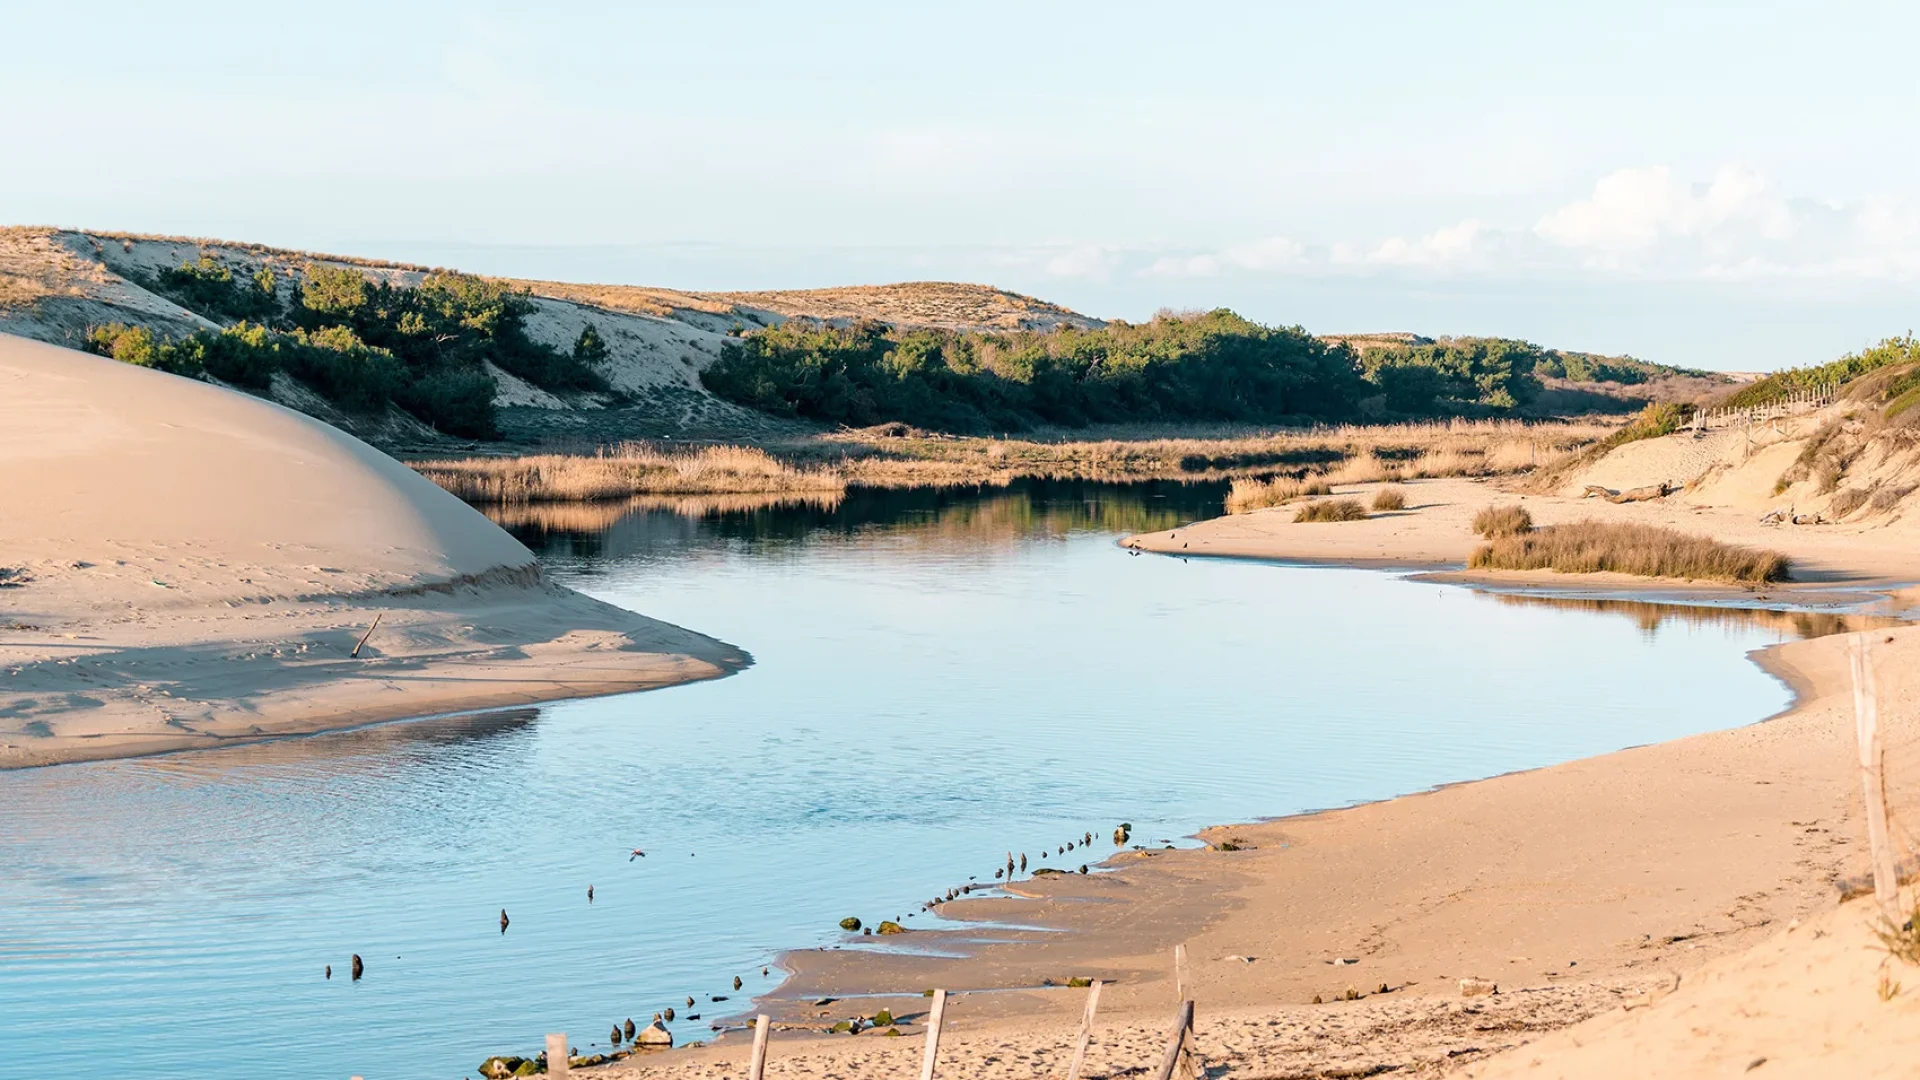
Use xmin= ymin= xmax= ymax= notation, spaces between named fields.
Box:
xmin=0 ymin=334 xmax=746 ymax=768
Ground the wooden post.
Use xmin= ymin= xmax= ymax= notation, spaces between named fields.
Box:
xmin=1064 ymin=980 xmax=1103 ymax=1080
xmin=546 ymin=1033 xmax=569 ymax=1079
xmin=1851 ymin=634 xmax=1902 ymax=921
xmin=919 ymin=989 xmax=947 ymax=1080
xmin=1172 ymin=943 xmax=1191 ymax=1004
xmin=1152 ymin=1000 xmax=1196 ymax=1080
xmin=748 ymin=1014 xmax=771 ymax=1080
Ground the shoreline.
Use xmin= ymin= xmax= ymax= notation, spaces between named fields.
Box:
xmin=0 ymin=571 xmax=749 ymax=771
xmin=595 ymin=476 xmax=1919 ymax=1077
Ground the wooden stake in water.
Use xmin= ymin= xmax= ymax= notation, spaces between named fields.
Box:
xmin=1065 ymin=979 xmax=1103 ymax=1080
xmin=919 ymin=989 xmax=947 ymax=1080
xmin=1851 ymin=633 xmax=1902 ymax=922
xmin=546 ymin=1033 xmax=569 ymax=1079
xmin=1172 ymin=944 xmax=1191 ymax=1004
xmin=748 ymin=1014 xmax=771 ymax=1080
xmin=1152 ymin=1000 xmax=1196 ymax=1080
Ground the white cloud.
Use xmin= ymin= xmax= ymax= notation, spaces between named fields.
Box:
xmin=1042 ymin=244 xmax=1124 ymax=280
xmin=1368 ymin=219 xmax=1485 ymax=266
xmin=1533 ymin=165 xmax=1796 ymax=255
xmin=1142 ymin=235 xmax=1305 ymax=278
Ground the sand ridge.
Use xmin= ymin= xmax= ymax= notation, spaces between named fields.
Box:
xmin=0 ymin=334 xmax=746 ymax=767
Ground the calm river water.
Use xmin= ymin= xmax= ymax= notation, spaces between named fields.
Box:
xmin=0 ymin=481 xmax=1809 ymax=1078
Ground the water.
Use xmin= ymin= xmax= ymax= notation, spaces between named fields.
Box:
xmin=0 ymin=480 xmax=1815 ymax=1078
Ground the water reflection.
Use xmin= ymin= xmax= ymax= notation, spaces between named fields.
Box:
xmin=1492 ymin=593 xmax=1906 ymax=639
xmin=1 ymin=480 xmax=1818 ymax=1080
xmin=495 ymin=478 xmax=1228 ymax=560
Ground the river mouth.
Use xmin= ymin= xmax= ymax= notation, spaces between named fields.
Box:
xmin=0 ymin=479 xmax=1865 ymax=1078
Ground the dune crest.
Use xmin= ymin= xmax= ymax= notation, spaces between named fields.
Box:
xmin=0 ymin=334 xmax=746 ymax=768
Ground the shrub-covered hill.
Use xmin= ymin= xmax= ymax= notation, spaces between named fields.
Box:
xmin=700 ymin=314 xmax=1728 ymax=433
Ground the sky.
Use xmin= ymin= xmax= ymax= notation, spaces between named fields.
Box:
xmin=5 ymin=1 xmax=1917 ymax=370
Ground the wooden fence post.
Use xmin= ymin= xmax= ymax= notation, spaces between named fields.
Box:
xmin=748 ymin=1014 xmax=771 ymax=1080
xmin=1064 ymin=980 xmax=1103 ymax=1080
xmin=1152 ymin=1000 xmax=1196 ymax=1080
xmin=1173 ymin=944 xmax=1191 ymax=1004
xmin=546 ymin=1033 xmax=569 ymax=1079
xmin=919 ymin=989 xmax=947 ymax=1080
xmin=1851 ymin=634 xmax=1903 ymax=921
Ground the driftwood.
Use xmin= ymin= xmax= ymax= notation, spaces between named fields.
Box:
xmin=1583 ymin=482 xmax=1675 ymax=504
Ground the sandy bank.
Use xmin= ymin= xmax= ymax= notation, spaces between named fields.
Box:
xmin=0 ymin=334 xmax=745 ymax=768
xmin=1123 ymin=475 xmax=1920 ymax=590
xmin=578 ymin=478 xmax=1920 ymax=1076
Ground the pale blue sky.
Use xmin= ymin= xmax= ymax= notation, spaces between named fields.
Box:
xmin=6 ymin=1 xmax=1916 ymax=368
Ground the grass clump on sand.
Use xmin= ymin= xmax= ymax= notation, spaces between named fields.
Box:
xmin=1469 ymin=521 xmax=1790 ymax=584
xmin=414 ymin=444 xmax=846 ymax=503
xmin=1472 ymin=503 xmax=1534 ymax=538
xmin=1370 ymin=485 xmax=1407 ymax=511
xmin=1294 ymin=498 xmax=1368 ymax=523
xmin=1226 ymin=475 xmax=1332 ymax=513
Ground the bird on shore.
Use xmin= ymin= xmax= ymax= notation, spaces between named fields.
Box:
xmin=630 ymin=848 xmax=646 ymax=861
xmin=500 ymin=909 xmax=510 ymax=933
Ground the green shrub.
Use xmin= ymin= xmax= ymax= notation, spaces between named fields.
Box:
xmin=703 ymin=310 xmax=1363 ymax=432
xmin=398 ymin=369 xmax=498 ymax=439
xmin=1724 ymin=337 xmax=1918 ymax=409
xmin=150 ymin=255 xmax=280 ymax=323
xmin=1472 ymin=503 xmax=1533 ymax=538
xmin=1294 ymin=498 xmax=1368 ymax=522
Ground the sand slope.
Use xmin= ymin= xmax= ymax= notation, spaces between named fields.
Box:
xmin=0 ymin=334 xmax=746 ymax=767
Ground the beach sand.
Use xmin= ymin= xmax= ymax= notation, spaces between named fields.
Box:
xmin=585 ymin=470 xmax=1920 ymax=1078
xmin=0 ymin=334 xmax=746 ymax=768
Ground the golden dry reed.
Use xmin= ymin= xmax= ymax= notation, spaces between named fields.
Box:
xmin=414 ymin=444 xmax=846 ymax=504
xmin=1469 ymin=521 xmax=1791 ymax=584
xmin=1293 ymin=498 xmax=1369 ymax=523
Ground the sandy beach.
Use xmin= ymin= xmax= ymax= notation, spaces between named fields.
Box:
xmin=0 ymin=334 xmax=746 ymax=768
xmin=585 ymin=438 xmax=1920 ymax=1077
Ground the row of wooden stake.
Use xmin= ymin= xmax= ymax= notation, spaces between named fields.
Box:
xmin=520 ymin=945 xmax=1201 ymax=1080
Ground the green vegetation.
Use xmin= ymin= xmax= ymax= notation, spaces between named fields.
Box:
xmin=1294 ymin=498 xmax=1368 ymax=522
xmin=1470 ymin=522 xmax=1789 ymax=583
xmin=151 ymin=255 xmax=282 ymax=323
xmin=702 ymin=310 xmax=1362 ymax=431
xmin=1597 ymin=401 xmax=1688 ymax=450
xmin=704 ymin=316 xmax=1700 ymax=434
xmin=92 ymin=255 xmax=614 ymax=438
xmin=1472 ymin=503 xmax=1534 ymax=538
xmin=1724 ymin=336 xmax=1918 ymax=409
xmin=1356 ymin=338 xmax=1545 ymax=411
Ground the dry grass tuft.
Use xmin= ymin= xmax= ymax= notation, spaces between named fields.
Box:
xmin=1371 ymin=486 xmax=1408 ymax=512
xmin=1470 ymin=521 xmax=1790 ymax=584
xmin=1294 ymin=498 xmax=1369 ymax=523
xmin=1226 ymin=476 xmax=1332 ymax=513
xmin=1830 ymin=487 xmax=1871 ymax=518
xmin=414 ymin=444 xmax=846 ymax=503
xmin=1472 ymin=504 xmax=1534 ymax=538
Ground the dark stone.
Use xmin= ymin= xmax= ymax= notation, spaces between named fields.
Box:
xmin=625 ymin=1018 xmax=637 ymax=1040
xmin=350 ymin=954 xmax=363 ymax=981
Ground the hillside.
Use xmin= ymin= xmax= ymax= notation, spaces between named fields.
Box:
xmin=0 ymin=227 xmax=1101 ymax=449
xmin=1 ymin=226 xmax=1726 ymax=449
